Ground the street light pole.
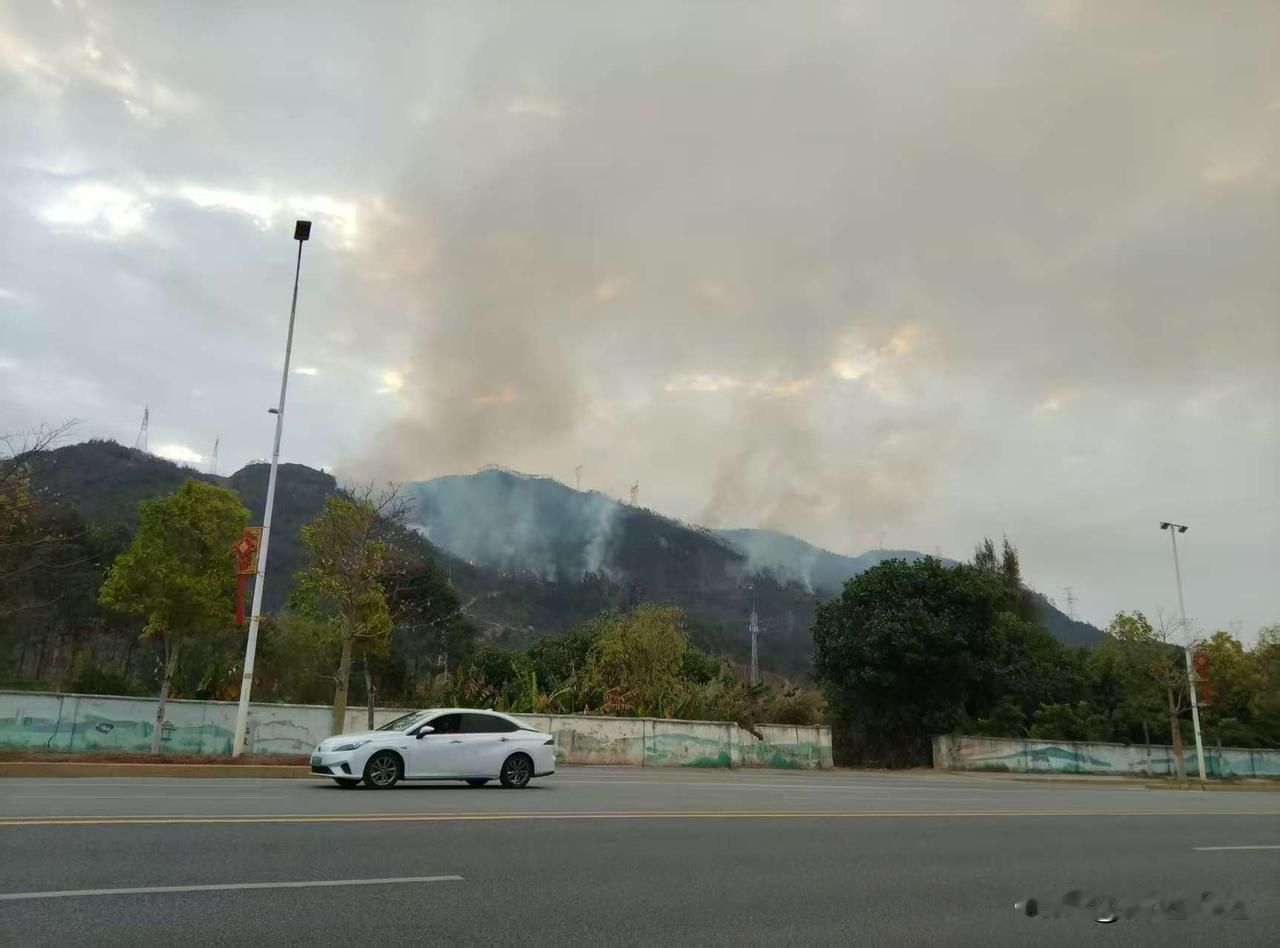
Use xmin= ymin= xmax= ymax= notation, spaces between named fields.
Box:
xmin=1160 ymin=521 xmax=1206 ymax=782
xmin=232 ymin=220 xmax=312 ymax=757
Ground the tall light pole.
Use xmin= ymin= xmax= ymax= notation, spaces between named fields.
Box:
xmin=1160 ymin=521 xmax=1206 ymax=781
xmin=232 ymin=220 xmax=312 ymax=756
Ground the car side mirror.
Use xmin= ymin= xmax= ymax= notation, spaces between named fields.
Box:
xmin=415 ymin=725 xmax=435 ymax=739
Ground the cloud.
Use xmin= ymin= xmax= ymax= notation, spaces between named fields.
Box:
xmin=2 ymin=0 xmax=1278 ymax=638
xmin=41 ymin=183 xmax=150 ymax=238
xmin=153 ymin=443 xmax=203 ymax=465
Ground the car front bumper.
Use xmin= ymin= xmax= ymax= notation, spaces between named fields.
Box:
xmin=309 ymin=753 xmax=357 ymax=777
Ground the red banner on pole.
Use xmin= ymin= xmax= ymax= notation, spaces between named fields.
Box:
xmin=1193 ymin=649 xmax=1212 ymax=706
xmin=232 ymin=527 xmax=262 ymax=626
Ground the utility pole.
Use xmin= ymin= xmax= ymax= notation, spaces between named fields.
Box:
xmin=134 ymin=407 xmax=149 ymax=452
xmin=208 ymin=437 xmax=219 ymax=476
xmin=1160 ymin=521 xmax=1206 ymax=782
xmin=232 ymin=220 xmax=311 ymax=756
xmin=629 ymin=481 xmax=638 ymax=506
xmin=574 ymin=463 xmax=583 ymax=491
xmin=1063 ymin=586 xmax=1078 ymax=620
xmin=748 ymin=592 xmax=760 ymax=686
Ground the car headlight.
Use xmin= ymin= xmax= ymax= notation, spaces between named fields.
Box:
xmin=332 ymin=740 xmax=371 ymax=753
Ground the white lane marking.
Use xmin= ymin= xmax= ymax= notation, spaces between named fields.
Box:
xmin=2 ymin=795 xmax=288 ymax=800
xmin=0 ymin=875 xmax=464 ymax=901
xmin=1193 ymin=845 xmax=1280 ymax=851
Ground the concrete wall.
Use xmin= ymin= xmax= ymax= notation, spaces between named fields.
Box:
xmin=508 ymin=714 xmax=833 ymax=769
xmin=0 ymin=691 xmax=832 ymax=769
xmin=932 ymin=733 xmax=1280 ymax=779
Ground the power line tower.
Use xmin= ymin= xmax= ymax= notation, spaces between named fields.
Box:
xmin=134 ymin=406 xmax=149 ymax=452
xmin=208 ymin=437 xmax=219 ymax=476
xmin=574 ymin=463 xmax=583 ymax=491
xmin=748 ymin=592 xmax=761 ymax=686
xmin=629 ymin=481 xmax=638 ymax=506
xmin=1063 ymin=586 xmax=1078 ymax=620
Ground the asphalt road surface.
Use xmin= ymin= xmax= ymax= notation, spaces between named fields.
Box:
xmin=1 ymin=767 xmax=1276 ymax=946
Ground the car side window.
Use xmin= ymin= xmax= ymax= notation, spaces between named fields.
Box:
xmin=428 ymin=714 xmax=461 ymax=735
xmin=461 ymin=713 xmax=518 ymax=734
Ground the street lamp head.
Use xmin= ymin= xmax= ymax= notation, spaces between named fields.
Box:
xmin=1160 ymin=522 xmax=1170 ymax=530
xmin=1178 ymin=525 xmax=1188 ymax=533
xmin=294 ymin=219 xmax=312 ymax=241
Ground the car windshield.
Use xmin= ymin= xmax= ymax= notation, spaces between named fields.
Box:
xmin=375 ymin=711 xmax=431 ymax=733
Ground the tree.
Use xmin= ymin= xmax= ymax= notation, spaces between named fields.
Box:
xmin=1091 ymin=611 xmax=1193 ymax=778
xmin=529 ymin=615 xmax=609 ymax=696
xmin=465 ymin=647 xmax=538 ymax=711
xmin=813 ymin=557 xmax=1020 ymax=766
xmin=585 ymin=604 xmax=689 ymax=716
xmin=98 ymin=480 xmax=248 ymax=752
xmin=1251 ymin=625 xmax=1280 ymax=745
xmin=1196 ymin=630 xmax=1264 ymax=746
xmin=292 ymin=491 xmax=395 ymax=733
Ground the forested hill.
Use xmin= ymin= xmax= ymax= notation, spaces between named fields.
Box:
xmin=29 ymin=440 xmax=337 ymax=614
xmin=24 ymin=442 xmax=1102 ymax=674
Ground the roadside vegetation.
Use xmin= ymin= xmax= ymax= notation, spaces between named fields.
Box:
xmin=3 ymin=434 xmax=1274 ymax=762
xmin=813 ymin=539 xmax=1280 ymax=767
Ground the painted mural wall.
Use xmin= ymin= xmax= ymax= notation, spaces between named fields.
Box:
xmin=932 ymin=734 xmax=1280 ymax=779
xmin=0 ymin=691 xmax=833 ymax=769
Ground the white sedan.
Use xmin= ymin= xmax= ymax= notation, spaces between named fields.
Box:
xmin=310 ymin=708 xmax=556 ymax=790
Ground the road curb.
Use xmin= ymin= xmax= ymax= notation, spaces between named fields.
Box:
xmin=951 ymin=771 xmax=1277 ymax=791
xmin=0 ymin=762 xmax=315 ymax=779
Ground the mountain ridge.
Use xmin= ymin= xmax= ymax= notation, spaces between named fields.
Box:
xmin=25 ymin=441 xmax=1103 ymax=675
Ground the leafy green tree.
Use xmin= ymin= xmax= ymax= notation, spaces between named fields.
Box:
xmin=292 ymin=493 xmax=394 ymax=733
xmin=1090 ymin=611 xmax=1193 ymax=777
xmin=527 ymin=616 xmax=607 ymax=711
xmin=1250 ymin=625 xmax=1280 ymax=745
xmin=98 ymin=480 xmax=248 ymax=752
xmin=465 ymin=647 xmax=538 ymax=711
xmin=813 ymin=556 xmax=1022 ymax=766
xmin=586 ymin=604 xmax=689 ymax=716
xmin=1197 ymin=630 xmax=1264 ymax=746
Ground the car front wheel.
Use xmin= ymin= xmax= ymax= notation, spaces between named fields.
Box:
xmin=499 ymin=753 xmax=533 ymax=789
xmin=363 ymin=751 xmax=401 ymax=789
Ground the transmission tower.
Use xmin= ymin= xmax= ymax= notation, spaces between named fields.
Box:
xmin=1063 ymin=586 xmax=1078 ymax=620
xmin=629 ymin=481 xmax=638 ymax=506
xmin=134 ymin=407 xmax=149 ymax=452
xmin=208 ymin=437 xmax=219 ymax=475
xmin=748 ymin=593 xmax=761 ymax=686
xmin=574 ymin=463 xmax=583 ymax=491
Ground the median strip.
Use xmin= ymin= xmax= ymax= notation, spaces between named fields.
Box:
xmin=1 ymin=809 xmax=1276 ymax=827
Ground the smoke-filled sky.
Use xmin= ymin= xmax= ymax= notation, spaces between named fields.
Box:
xmin=2 ymin=1 xmax=1277 ymax=640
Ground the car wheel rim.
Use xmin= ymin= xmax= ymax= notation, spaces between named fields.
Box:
xmin=505 ymin=757 xmax=530 ymax=785
xmin=370 ymin=757 xmax=396 ymax=786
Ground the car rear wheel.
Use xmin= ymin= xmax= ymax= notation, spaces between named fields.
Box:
xmin=465 ymin=779 xmax=489 ymax=787
xmin=333 ymin=778 xmax=360 ymax=789
xmin=499 ymin=753 xmax=533 ymax=789
xmin=363 ymin=751 xmax=401 ymax=789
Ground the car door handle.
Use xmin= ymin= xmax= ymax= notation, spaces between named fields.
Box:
xmin=449 ymin=739 xmax=464 ymax=743
xmin=500 ymin=737 xmax=510 ymax=742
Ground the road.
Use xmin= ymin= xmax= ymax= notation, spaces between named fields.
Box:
xmin=1 ymin=767 xmax=1276 ymax=945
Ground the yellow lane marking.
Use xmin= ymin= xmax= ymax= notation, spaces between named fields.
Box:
xmin=1 ymin=809 xmax=1276 ymax=827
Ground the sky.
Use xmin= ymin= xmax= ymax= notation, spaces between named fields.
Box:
xmin=1 ymin=0 xmax=1277 ymax=641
